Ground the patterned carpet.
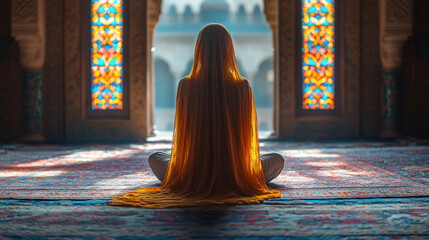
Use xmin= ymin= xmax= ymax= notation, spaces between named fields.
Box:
xmin=0 ymin=142 xmax=428 ymax=239
xmin=1 ymin=198 xmax=428 ymax=239
xmin=0 ymin=142 xmax=428 ymax=200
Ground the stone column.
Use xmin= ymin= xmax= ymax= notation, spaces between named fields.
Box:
xmin=12 ymin=0 xmax=45 ymax=142
xmin=147 ymin=0 xmax=162 ymax=136
xmin=379 ymin=0 xmax=412 ymax=137
xmin=264 ymin=0 xmax=278 ymax=136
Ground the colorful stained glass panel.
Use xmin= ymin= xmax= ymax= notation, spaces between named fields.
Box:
xmin=91 ymin=0 xmax=124 ymax=110
xmin=302 ymin=0 xmax=335 ymax=110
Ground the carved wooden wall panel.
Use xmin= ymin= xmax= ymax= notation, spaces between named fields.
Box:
xmin=62 ymin=0 xmax=147 ymax=142
xmin=278 ymin=0 xmax=360 ymax=139
xmin=278 ymin=0 xmax=296 ymax=138
xmin=360 ymin=0 xmax=381 ymax=137
xmin=12 ymin=0 xmax=37 ymax=23
xmin=43 ymin=0 xmax=64 ymax=142
xmin=341 ymin=0 xmax=360 ymax=137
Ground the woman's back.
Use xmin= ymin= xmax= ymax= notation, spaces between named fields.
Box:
xmin=163 ymin=77 xmax=264 ymax=197
xmin=109 ymin=24 xmax=281 ymax=208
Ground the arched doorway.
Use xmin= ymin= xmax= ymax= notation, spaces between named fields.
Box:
xmin=153 ymin=57 xmax=176 ymax=131
xmin=150 ymin=0 xmax=277 ymax=136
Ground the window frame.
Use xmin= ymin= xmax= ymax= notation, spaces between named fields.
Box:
xmin=295 ymin=0 xmax=342 ymax=117
xmin=83 ymin=0 xmax=130 ymax=119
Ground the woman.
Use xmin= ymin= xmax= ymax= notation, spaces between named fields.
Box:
xmin=109 ymin=24 xmax=284 ymax=208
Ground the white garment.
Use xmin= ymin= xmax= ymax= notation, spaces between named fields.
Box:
xmin=148 ymin=152 xmax=284 ymax=183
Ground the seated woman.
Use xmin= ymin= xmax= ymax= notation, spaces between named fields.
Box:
xmin=109 ymin=24 xmax=284 ymax=208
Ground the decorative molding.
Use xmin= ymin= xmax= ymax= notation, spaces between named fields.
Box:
xmin=386 ymin=0 xmax=412 ymax=24
xmin=12 ymin=0 xmax=37 ymax=23
xmin=380 ymin=0 xmax=413 ymax=68
xmin=379 ymin=0 xmax=413 ymax=137
xmin=12 ymin=0 xmax=45 ymax=69
xmin=12 ymin=0 xmax=45 ymax=142
xmin=263 ymin=0 xmax=277 ymax=29
xmin=148 ymin=0 xmax=162 ymax=32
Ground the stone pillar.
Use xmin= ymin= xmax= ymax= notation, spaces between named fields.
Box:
xmin=263 ymin=0 xmax=278 ymax=136
xmin=379 ymin=0 xmax=412 ymax=137
xmin=12 ymin=0 xmax=45 ymax=142
xmin=148 ymin=0 xmax=162 ymax=136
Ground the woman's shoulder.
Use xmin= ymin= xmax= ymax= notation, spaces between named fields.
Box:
xmin=239 ymin=77 xmax=251 ymax=89
xmin=241 ymin=77 xmax=250 ymax=85
xmin=179 ymin=76 xmax=188 ymax=83
xmin=178 ymin=76 xmax=189 ymax=88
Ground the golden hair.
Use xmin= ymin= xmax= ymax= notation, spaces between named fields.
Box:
xmin=109 ymin=24 xmax=280 ymax=208
xmin=188 ymin=24 xmax=241 ymax=81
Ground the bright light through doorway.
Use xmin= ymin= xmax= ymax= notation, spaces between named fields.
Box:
xmin=153 ymin=0 xmax=274 ymax=136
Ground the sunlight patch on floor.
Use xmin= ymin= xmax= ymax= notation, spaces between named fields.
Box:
xmin=305 ymin=161 xmax=346 ymax=167
xmin=0 ymin=170 xmax=66 ymax=178
xmin=274 ymin=170 xmax=315 ymax=185
xmin=95 ymin=171 xmax=158 ymax=187
xmin=281 ymin=149 xmax=341 ymax=158
xmin=130 ymin=143 xmax=172 ymax=151
xmin=11 ymin=149 xmax=140 ymax=167
xmin=317 ymin=169 xmax=371 ymax=178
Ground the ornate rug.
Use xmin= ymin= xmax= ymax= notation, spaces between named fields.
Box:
xmin=1 ymin=197 xmax=428 ymax=239
xmin=0 ymin=142 xmax=428 ymax=200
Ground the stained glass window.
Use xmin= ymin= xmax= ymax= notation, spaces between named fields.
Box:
xmin=301 ymin=0 xmax=335 ymax=110
xmin=91 ymin=0 xmax=124 ymax=110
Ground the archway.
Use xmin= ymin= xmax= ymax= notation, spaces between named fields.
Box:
xmin=252 ymin=58 xmax=274 ymax=131
xmin=150 ymin=0 xmax=277 ymax=135
xmin=154 ymin=58 xmax=176 ymax=131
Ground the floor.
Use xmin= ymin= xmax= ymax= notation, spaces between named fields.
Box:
xmin=0 ymin=141 xmax=428 ymax=239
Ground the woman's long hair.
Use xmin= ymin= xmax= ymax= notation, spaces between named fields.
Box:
xmin=109 ymin=24 xmax=280 ymax=208
xmin=188 ymin=23 xmax=241 ymax=82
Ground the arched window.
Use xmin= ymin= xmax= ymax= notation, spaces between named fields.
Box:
xmin=299 ymin=0 xmax=337 ymax=113
xmin=87 ymin=0 xmax=128 ymax=118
